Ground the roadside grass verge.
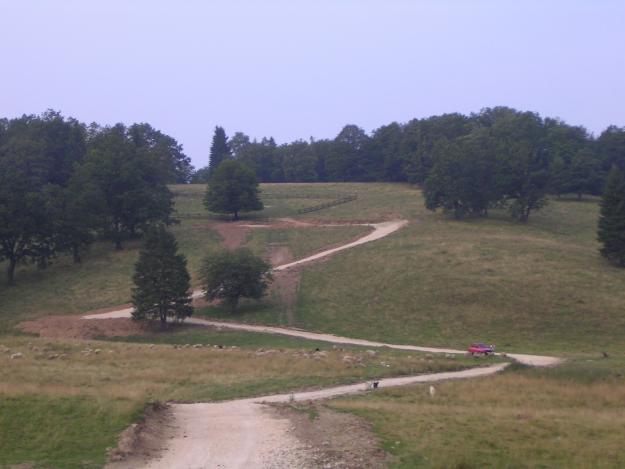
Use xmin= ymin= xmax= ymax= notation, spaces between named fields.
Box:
xmin=330 ymin=358 xmax=625 ymax=468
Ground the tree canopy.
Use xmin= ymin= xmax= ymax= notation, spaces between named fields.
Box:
xmin=199 ymin=248 xmax=272 ymax=311
xmin=204 ymin=160 xmax=263 ymax=220
xmin=0 ymin=110 xmax=187 ymax=284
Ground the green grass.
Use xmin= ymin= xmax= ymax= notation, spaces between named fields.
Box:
xmin=331 ymin=358 xmax=625 ymax=468
xmin=0 ymin=395 xmax=139 ymax=469
xmin=0 ymin=334 xmax=477 ymax=467
xmin=2 ymin=182 xmax=625 ymax=467
xmin=190 ymin=184 xmax=624 ymax=355
xmin=0 ymin=219 xmax=221 ymax=333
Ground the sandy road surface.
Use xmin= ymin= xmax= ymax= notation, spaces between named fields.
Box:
xmin=112 ymin=364 xmax=508 ymax=469
xmin=85 ymin=219 xmax=560 ymax=467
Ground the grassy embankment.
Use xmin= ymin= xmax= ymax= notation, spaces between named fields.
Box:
xmin=0 ymin=335 xmax=477 ymax=468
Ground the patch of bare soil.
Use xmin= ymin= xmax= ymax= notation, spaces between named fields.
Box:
xmin=18 ymin=315 xmax=149 ymax=340
xmin=266 ymin=245 xmax=301 ymax=325
xmin=212 ymin=222 xmax=251 ymax=249
xmin=270 ymin=403 xmax=394 ymax=469
xmin=107 ymin=402 xmax=175 ymax=468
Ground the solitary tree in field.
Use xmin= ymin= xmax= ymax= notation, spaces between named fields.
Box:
xmin=199 ymin=248 xmax=272 ymax=311
xmin=598 ymin=168 xmax=625 ymax=267
xmin=209 ymin=126 xmax=231 ymax=173
xmin=131 ymin=226 xmax=193 ymax=325
xmin=204 ymin=160 xmax=263 ymax=220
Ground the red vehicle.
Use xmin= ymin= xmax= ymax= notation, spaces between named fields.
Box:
xmin=468 ymin=343 xmax=495 ymax=356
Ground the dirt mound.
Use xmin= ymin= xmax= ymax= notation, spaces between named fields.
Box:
xmin=271 ymin=403 xmax=394 ymax=469
xmin=212 ymin=222 xmax=251 ymax=249
xmin=18 ymin=315 xmax=148 ymax=340
xmin=107 ymin=402 xmax=174 ymax=468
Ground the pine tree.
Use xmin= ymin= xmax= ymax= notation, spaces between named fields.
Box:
xmin=598 ymin=168 xmax=625 ymax=267
xmin=131 ymin=226 xmax=193 ymax=324
xmin=209 ymin=126 xmax=231 ymax=173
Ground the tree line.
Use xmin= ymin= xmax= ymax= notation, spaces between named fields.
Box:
xmin=193 ymin=107 xmax=625 ymax=221
xmin=0 ymin=110 xmax=192 ymax=284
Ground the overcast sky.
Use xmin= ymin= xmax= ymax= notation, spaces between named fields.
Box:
xmin=1 ymin=1 xmax=624 ymax=168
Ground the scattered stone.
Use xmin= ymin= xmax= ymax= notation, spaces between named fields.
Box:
xmin=193 ymin=344 xmax=203 ymax=348
xmin=10 ymin=352 xmax=23 ymax=359
xmin=366 ymin=350 xmax=377 ymax=357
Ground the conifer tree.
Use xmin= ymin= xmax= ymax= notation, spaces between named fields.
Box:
xmin=131 ymin=226 xmax=193 ymax=324
xmin=209 ymin=126 xmax=231 ymax=173
xmin=598 ymin=168 xmax=625 ymax=267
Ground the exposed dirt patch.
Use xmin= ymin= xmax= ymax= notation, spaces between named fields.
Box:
xmin=18 ymin=315 xmax=150 ymax=340
xmin=270 ymin=402 xmax=394 ymax=469
xmin=212 ymin=222 xmax=251 ymax=249
xmin=266 ymin=245 xmax=301 ymax=326
xmin=107 ymin=402 xmax=175 ymax=468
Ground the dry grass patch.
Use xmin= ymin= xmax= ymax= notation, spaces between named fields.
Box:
xmin=332 ymin=364 xmax=625 ymax=468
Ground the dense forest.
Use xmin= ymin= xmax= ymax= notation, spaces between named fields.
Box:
xmin=194 ymin=107 xmax=625 ymax=220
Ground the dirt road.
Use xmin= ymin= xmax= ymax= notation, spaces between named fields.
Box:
xmin=110 ymin=364 xmax=507 ymax=469
xmin=85 ymin=219 xmax=560 ymax=467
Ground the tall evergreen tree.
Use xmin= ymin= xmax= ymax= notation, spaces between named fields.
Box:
xmin=209 ymin=126 xmax=231 ymax=173
xmin=598 ymin=168 xmax=625 ymax=267
xmin=131 ymin=226 xmax=193 ymax=324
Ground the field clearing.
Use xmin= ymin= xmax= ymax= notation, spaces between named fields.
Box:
xmin=331 ymin=359 xmax=625 ymax=468
xmin=190 ymin=183 xmax=625 ymax=355
xmin=0 ymin=335 xmax=477 ymax=468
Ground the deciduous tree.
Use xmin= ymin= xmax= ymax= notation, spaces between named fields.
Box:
xmin=204 ymin=161 xmax=263 ymax=220
xmin=199 ymin=248 xmax=272 ymax=311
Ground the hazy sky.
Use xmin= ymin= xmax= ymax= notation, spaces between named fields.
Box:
xmin=2 ymin=1 xmax=624 ymax=168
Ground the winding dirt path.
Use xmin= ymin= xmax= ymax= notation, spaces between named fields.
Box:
xmin=85 ymin=219 xmax=561 ymax=468
xmin=110 ymin=364 xmax=508 ymax=469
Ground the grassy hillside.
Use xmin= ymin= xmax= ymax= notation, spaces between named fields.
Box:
xmin=0 ymin=185 xmax=366 ymax=332
xmin=331 ymin=358 xmax=625 ymax=468
xmin=2 ymin=182 xmax=624 ymax=468
xmin=195 ymin=183 xmax=625 ymax=355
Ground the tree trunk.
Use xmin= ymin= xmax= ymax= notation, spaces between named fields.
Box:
xmin=233 ymin=210 xmax=239 ymax=221
xmin=72 ymin=244 xmax=82 ymax=264
xmin=7 ymin=257 xmax=16 ymax=286
xmin=577 ymin=192 xmax=582 ymax=200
